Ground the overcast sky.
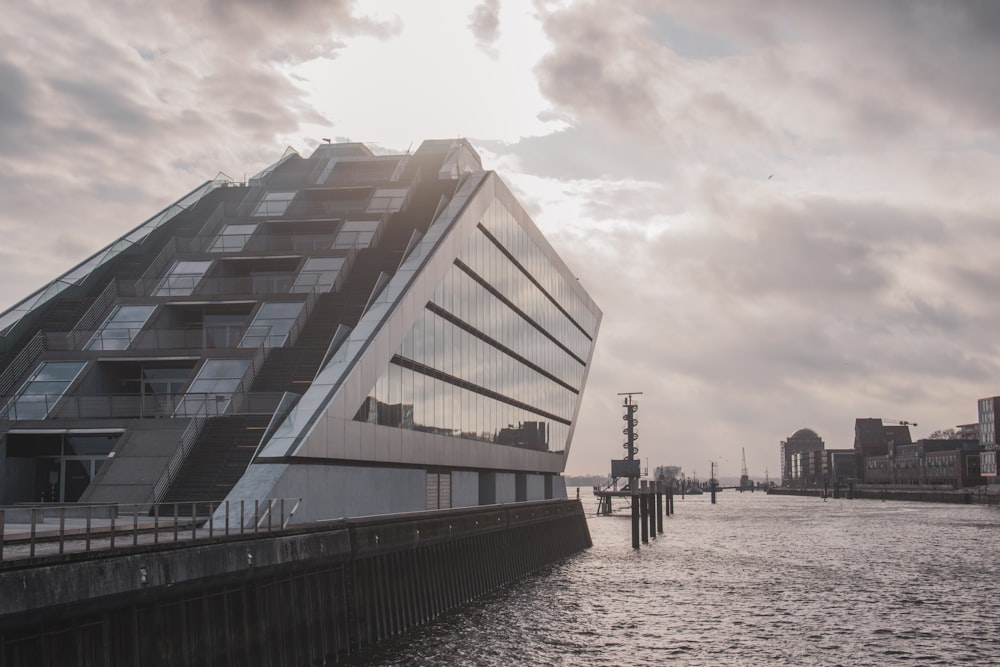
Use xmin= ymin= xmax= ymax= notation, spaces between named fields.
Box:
xmin=3 ymin=0 xmax=999 ymax=479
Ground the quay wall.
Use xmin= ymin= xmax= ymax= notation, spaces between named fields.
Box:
xmin=0 ymin=499 xmax=591 ymax=666
xmin=767 ymin=486 xmax=999 ymax=505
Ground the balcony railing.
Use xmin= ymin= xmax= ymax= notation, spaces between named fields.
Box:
xmin=0 ymin=331 xmax=47 ymax=397
xmin=0 ymin=392 xmax=286 ymax=421
xmin=48 ymin=326 xmax=267 ymax=353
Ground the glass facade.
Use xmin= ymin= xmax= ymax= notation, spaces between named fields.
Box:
xmin=366 ymin=187 xmax=409 ymax=214
xmin=4 ymin=361 xmax=87 ymax=419
xmin=252 ymin=191 xmax=296 ymax=217
xmin=174 ymin=358 xmax=252 ymax=416
xmin=292 ymin=257 xmax=347 ymax=293
xmin=354 ymin=200 xmax=598 ymax=453
xmin=86 ymin=305 xmax=157 ymax=351
xmin=209 ymin=223 xmax=257 ymax=252
xmin=240 ymin=301 xmax=304 ymax=348
xmin=334 ymin=220 xmax=381 ymax=249
xmin=154 ymin=260 xmax=213 ymax=296
xmin=6 ymin=432 xmax=120 ymax=502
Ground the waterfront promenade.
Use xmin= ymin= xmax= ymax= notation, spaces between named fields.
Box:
xmin=0 ymin=500 xmax=297 ymax=562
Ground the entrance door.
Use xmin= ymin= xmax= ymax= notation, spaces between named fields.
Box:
xmin=63 ymin=459 xmax=92 ymax=502
xmin=33 ymin=458 xmax=61 ymax=502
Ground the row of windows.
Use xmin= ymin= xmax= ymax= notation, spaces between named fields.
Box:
xmin=866 ymin=455 xmax=959 ymax=469
xmin=209 ymin=219 xmax=382 ymax=254
xmin=252 ymin=187 xmax=408 ymax=218
xmin=354 ymin=364 xmax=569 ymax=451
xmin=351 ymin=203 xmax=596 ymax=452
xmin=3 ymin=356 xmax=253 ymax=421
xmin=154 ymin=257 xmax=349 ymax=297
xmin=396 ymin=308 xmax=578 ymax=422
xmin=428 ymin=266 xmax=585 ymax=389
xmin=85 ymin=302 xmax=304 ymax=352
xmin=458 ymin=224 xmax=593 ymax=362
xmin=479 ymin=200 xmax=598 ymax=334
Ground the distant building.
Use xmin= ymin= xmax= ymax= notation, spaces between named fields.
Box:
xmin=781 ymin=428 xmax=825 ymax=487
xmin=863 ymin=439 xmax=982 ymax=487
xmin=956 ymin=423 xmax=979 ymax=440
xmin=854 ymin=418 xmax=912 ymax=457
xmin=978 ymin=397 xmax=1000 ymax=482
xmin=824 ymin=449 xmax=859 ymax=489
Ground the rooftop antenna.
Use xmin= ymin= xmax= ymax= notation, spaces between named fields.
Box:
xmin=322 ymin=137 xmax=331 ymax=143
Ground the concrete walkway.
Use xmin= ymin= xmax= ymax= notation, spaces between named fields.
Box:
xmin=0 ymin=514 xmax=215 ymax=562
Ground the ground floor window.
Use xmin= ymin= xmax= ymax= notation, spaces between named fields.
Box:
xmin=3 ymin=432 xmax=120 ymax=503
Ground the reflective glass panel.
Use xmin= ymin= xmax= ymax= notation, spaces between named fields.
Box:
xmin=240 ymin=301 xmax=304 ymax=348
xmin=86 ymin=305 xmax=156 ymax=351
xmin=292 ymin=257 xmax=346 ymax=293
xmin=209 ymin=224 xmax=257 ymax=252
xmin=252 ymin=191 xmax=296 ymax=217
xmin=5 ymin=361 xmax=86 ymax=419
xmin=154 ymin=260 xmax=212 ymax=297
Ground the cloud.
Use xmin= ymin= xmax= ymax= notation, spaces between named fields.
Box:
xmin=0 ymin=0 xmax=395 ymax=308
xmin=531 ymin=0 xmax=1000 ymax=167
xmin=469 ymin=0 xmax=502 ymax=55
xmin=0 ymin=60 xmax=35 ymax=151
xmin=534 ymin=3 xmax=663 ymax=131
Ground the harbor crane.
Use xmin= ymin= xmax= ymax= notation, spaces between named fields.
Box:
xmin=739 ymin=448 xmax=754 ymax=491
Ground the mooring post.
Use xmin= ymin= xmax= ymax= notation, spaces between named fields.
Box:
xmin=649 ymin=482 xmax=657 ymax=539
xmin=640 ymin=480 xmax=649 ymax=544
xmin=656 ymin=481 xmax=664 ymax=533
xmin=630 ymin=478 xmax=640 ymax=549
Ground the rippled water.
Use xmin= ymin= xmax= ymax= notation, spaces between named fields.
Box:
xmin=344 ymin=490 xmax=1000 ymax=666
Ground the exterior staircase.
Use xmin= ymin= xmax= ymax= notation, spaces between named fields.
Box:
xmin=160 ymin=414 xmax=270 ymax=508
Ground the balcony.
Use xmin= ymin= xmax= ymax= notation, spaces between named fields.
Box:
xmin=1 ymin=392 xmax=286 ymax=420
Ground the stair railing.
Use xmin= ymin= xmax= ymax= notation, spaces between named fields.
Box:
xmin=284 ymin=288 xmax=319 ymax=349
xmin=132 ymin=239 xmax=178 ymax=296
xmin=148 ymin=409 xmax=209 ymax=505
xmin=65 ymin=279 xmax=119 ymax=349
xmin=0 ymin=331 xmax=47 ymax=399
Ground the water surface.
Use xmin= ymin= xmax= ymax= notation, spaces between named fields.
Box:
xmin=346 ymin=491 xmax=1000 ymax=666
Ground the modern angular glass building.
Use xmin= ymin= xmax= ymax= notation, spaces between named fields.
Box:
xmin=0 ymin=139 xmax=601 ymax=522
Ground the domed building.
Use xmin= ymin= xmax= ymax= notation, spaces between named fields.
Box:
xmin=780 ymin=428 xmax=825 ymax=486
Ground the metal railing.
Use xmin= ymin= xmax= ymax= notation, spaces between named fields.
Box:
xmin=135 ymin=239 xmax=179 ymax=292
xmin=0 ymin=391 xmax=286 ymax=421
xmin=148 ymin=412 xmax=208 ymax=504
xmin=136 ymin=275 xmax=300 ymax=298
xmin=0 ymin=498 xmax=302 ymax=563
xmin=52 ymin=326 xmax=263 ymax=352
xmin=0 ymin=331 xmax=47 ymax=397
xmin=70 ymin=279 xmax=119 ymax=339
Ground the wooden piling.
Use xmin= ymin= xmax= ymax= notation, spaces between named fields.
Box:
xmin=640 ymin=481 xmax=649 ymax=544
xmin=656 ymin=483 xmax=664 ymax=533
xmin=631 ymin=478 xmax=640 ymax=549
